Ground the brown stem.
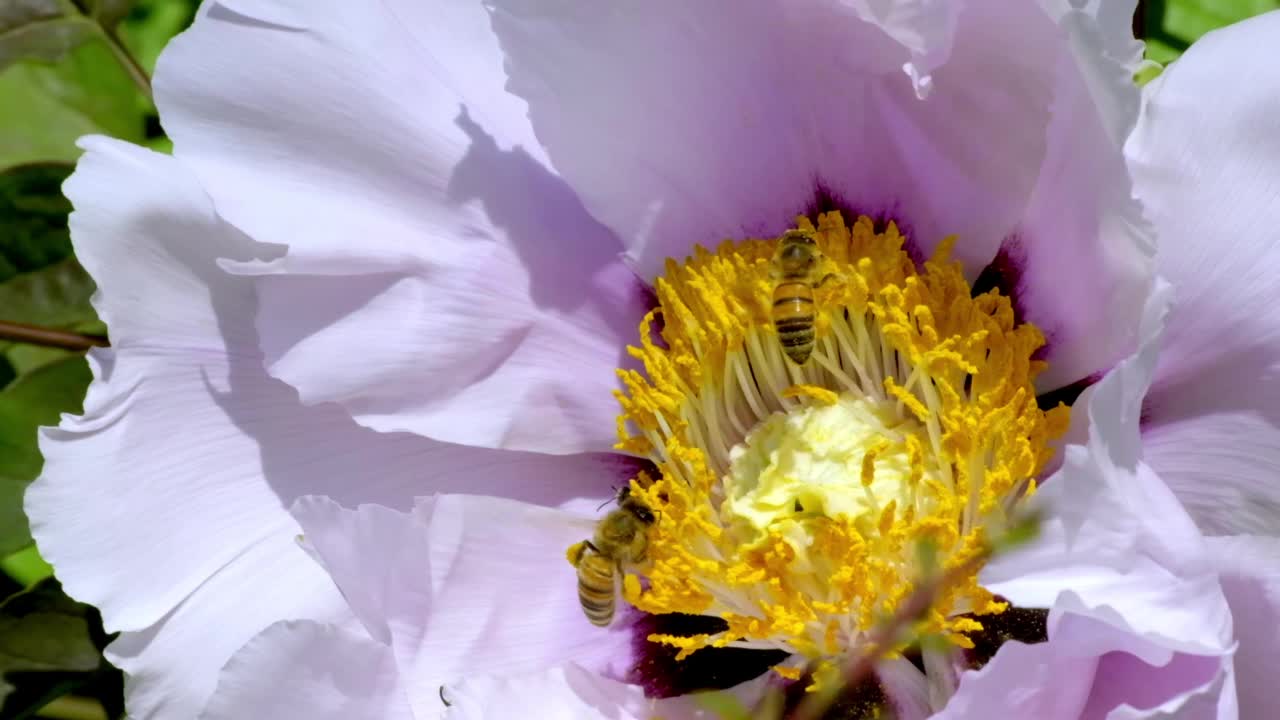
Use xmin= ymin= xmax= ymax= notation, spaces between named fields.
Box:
xmin=99 ymin=26 xmax=153 ymax=104
xmin=0 ymin=321 xmax=109 ymax=352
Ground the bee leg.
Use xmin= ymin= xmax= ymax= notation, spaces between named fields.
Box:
xmin=570 ymin=540 xmax=596 ymax=566
xmin=439 ymin=686 xmax=451 ymax=707
xmin=815 ymin=272 xmax=840 ymax=289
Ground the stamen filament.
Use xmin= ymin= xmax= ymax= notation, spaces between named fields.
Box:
xmin=601 ymin=212 xmax=1067 ymax=688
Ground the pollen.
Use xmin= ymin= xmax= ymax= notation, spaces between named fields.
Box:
xmin=605 ymin=213 xmax=1068 ymax=674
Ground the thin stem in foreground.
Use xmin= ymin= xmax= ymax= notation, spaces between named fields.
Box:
xmin=787 ymin=548 xmax=992 ymax=720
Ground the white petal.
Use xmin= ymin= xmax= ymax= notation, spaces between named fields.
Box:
xmin=1126 ymin=11 xmax=1280 ymax=538
xmin=446 ymin=664 xmax=648 ymax=720
xmin=1013 ymin=0 xmax=1155 ymax=390
xmin=935 ymin=614 xmax=1100 ymax=720
xmin=153 ymin=0 xmax=643 ymax=455
xmin=487 ymin=0 xmax=1151 ymax=377
xmin=445 ymin=664 xmax=768 ymax=720
xmin=1084 ymin=648 xmax=1231 ymax=720
xmin=940 ymin=612 xmax=1229 ymax=720
xmin=1206 ymin=535 xmax=1280 ymax=720
xmin=291 ymin=495 xmax=634 ymax=718
xmin=445 ymin=665 xmax=642 ymax=720
xmin=27 ymin=137 xmax=623 ymax=717
xmin=1140 ymin=414 xmax=1280 ymax=536
xmin=32 ymin=137 xmax=403 ymax=630
xmin=105 ymin=540 xmax=354 ymax=720
xmin=984 ymin=280 xmax=1233 ymax=655
xmin=837 ymin=1 xmax=960 ymax=98
xmin=483 ymin=0 xmax=1003 ymax=271
xmin=200 ymin=621 xmax=414 ymax=720
xmin=976 ymin=274 xmax=1238 ymax=716
xmin=986 ymin=459 xmax=1232 ymax=656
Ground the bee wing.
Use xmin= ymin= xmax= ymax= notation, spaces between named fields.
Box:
xmin=561 ymin=512 xmax=599 ymax=538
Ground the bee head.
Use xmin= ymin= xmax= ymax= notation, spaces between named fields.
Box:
xmin=629 ymin=502 xmax=656 ymax=525
xmin=776 ymin=230 xmax=818 ymax=272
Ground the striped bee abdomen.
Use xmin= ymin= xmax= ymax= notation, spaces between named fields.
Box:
xmin=576 ymin=553 xmax=618 ymax=627
xmin=772 ymin=279 xmax=816 ymax=365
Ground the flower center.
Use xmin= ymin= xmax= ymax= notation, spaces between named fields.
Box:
xmin=593 ymin=212 xmax=1067 ymax=681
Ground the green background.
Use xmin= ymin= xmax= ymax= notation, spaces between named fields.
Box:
xmin=0 ymin=2 xmax=1273 ymax=718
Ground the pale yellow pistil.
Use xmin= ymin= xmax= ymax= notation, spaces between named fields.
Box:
xmin=601 ymin=213 xmax=1068 ymax=681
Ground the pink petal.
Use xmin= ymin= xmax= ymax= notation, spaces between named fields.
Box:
xmin=487 ymin=0 xmax=1153 ymax=392
xmin=936 ymin=614 xmax=1100 ymax=720
xmin=154 ymin=0 xmax=646 ymax=454
xmin=1013 ymin=1 xmax=1155 ymax=390
xmin=1206 ymin=535 xmax=1280 ymax=719
xmin=104 ymin=543 xmax=354 ymax=719
xmin=28 ymin=137 xmax=622 ymax=717
xmin=940 ymin=613 xmax=1229 ymax=720
xmin=1126 ymin=11 xmax=1280 ymax=538
xmin=291 ymin=495 xmax=634 ymax=717
xmin=445 ymin=664 xmax=769 ymax=720
xmin=984 ymin=282 xmax=1233 ymax=656
xmin=200 ymin=621 xmax=414 ymax=720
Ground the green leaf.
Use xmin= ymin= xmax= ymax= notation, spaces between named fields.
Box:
xmin=0 ymin=164 xmax=74 ymax=282
xmin=0 ymin=258 xmax=97 ymax=330
xmin=0 ymin=68 xmax=101 ymax=167
xmin=88 ymin=0 xmax=137 ymax=28
xmin=0 ymin=0 xmax=145 ymax=73
xmin=1146 ymin=0 xmax=1280 ymax=62
xmin=3 ymin=345 xmax=81 ymax=377
xmin=0 ymin=168 xmax=102 ymax=373
xmin=117 ymin=0 xmax=193 ymax=73
xmin=26 ymin=39 xmax=147 ymax=140
xmin=0 ymin=357 xmax=91 ymax=556
xmin=0 ymin=38 xmax=148 ymax=168
xmin=1133 ymin=59 xmax=1165 ymax=87
xmin=1163 ymin=0 xmax=1278 ymax=44
xmin=0 ymin=579 xmax=101 ymax=674
xmin=0 ymin=546 xmax=52 ymax=588
xmin=0 ymin=579 xmax=109 ymax=715
xmin=0 ymin=0 xmax=97 ymax=71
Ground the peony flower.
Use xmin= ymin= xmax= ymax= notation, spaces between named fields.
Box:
xmin=26 ymin=0 xmax=1280 ymax=718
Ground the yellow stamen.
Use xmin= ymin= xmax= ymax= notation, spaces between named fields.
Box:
xmin=781 ymin=384 xmax=841 ymax=406
xmin=773 ymin=665 xmax=804 ymax=681
xmin=601 ymin=212 xmax=1067 ymax=672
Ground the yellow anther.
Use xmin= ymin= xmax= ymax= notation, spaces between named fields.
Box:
xmin=782 ymin=384 xmax=841 ymax=406
xmin=878 ymin=500 xmax=898 ymax=537
xmin=861 ymin=441 xmax=889 ymax=488
xmin=772 ymin=665 xmax=803 ymax=681
xmin=598 ymin=212 xmax=1065 ymax=680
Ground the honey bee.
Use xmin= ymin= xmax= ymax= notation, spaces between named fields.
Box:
xmin=770 ymin=230 xmax=835 ymax=365
xmin=571 ymin=487 xmax=655 ymax=627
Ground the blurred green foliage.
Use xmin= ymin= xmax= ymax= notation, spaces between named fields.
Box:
xmin=1 ymin=2 xmax=196 ymax=716
xmin=0 ymin=0 xmax=1273 ymax=718
xmin=0 ymin=580 xmax=120 ymax=720
xmin=0 ymin=356 xmax=91 ymax=559
xmin=1145 ymin=0 xmax=1280 ymax=63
